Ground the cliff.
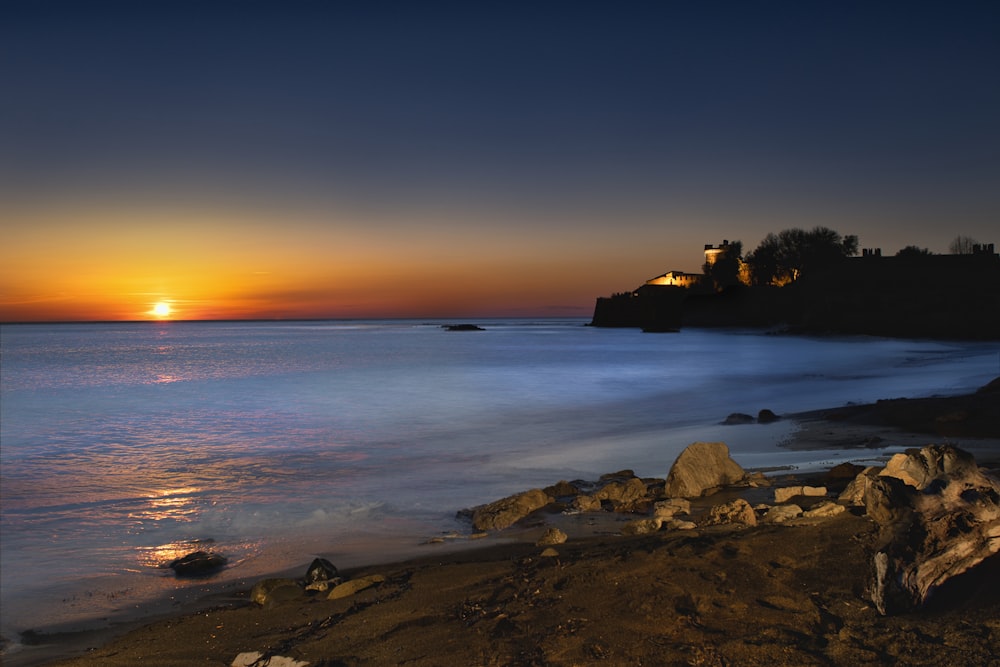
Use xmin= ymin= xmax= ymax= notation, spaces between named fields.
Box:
xmin=591 ymin=253 xmax=1000 ymax=339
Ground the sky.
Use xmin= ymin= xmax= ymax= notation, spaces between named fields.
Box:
xmin=2 ymin=1 xmax=998 ymax=321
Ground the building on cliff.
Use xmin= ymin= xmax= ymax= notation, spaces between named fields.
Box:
xmin=591 ymin=240 xmax=1000 ymax=339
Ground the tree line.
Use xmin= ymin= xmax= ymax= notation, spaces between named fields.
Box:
xmin=703 ymin=229 xmax=986 ymax=290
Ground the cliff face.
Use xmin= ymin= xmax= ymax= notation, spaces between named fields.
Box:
xmin=591 ymin=253 xmax=1000 ymax=339
xmin=591 ymin=285 xmax=685 ymax=332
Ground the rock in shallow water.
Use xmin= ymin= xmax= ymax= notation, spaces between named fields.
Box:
xmin=470 ymin=488 xmax=553 ymax=531
xmin=167 ymin=551 xmax=227 ymax=577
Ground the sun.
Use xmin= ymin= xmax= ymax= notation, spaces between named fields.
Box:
xmin=151 ymin=302 xmax=172 ymax=319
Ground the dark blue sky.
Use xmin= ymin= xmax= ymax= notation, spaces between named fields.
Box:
xmin=2 ymin=1 xmax=999 ymax=319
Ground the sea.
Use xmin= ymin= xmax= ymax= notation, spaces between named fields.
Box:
xmin=1 ymin=319 xmax=997 ymax=647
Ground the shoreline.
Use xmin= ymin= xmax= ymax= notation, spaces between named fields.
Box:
xmin=5 ymin=384 xmax=999 ymax=667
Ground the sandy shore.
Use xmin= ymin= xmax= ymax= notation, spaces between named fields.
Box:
xmin=6 ymin=384 xmax=1000 ymax=667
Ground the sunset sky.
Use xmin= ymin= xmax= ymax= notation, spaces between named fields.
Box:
xmin=2 ymin=1 xmax=998 ymax=321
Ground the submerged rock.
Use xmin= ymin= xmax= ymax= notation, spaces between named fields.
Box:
xmin=664 ymin=442 xmax=746 ymax=498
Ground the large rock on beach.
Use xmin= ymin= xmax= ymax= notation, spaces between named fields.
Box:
xmin=471 ymin=488 xmax=553 ymax=531
xmin=167 ymin=551 xmax=227 ymax=577
xmin=865 ymin=445 xmax=1000 ymax=615
xmin=664 ymin=442 xmax=746 ymax=497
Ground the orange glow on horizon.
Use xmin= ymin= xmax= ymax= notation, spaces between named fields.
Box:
xmin=0 ymin=202 xmax=695 ymax=323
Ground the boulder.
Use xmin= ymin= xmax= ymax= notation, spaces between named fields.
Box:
xmin=570 ymin=495 xmax=602 ymax=512
xmin=879 ymin=445 xmax=979 ymax=490
xmin=620 ymin=518 xmax=662 ymax=535
xmin=652 ymin=498 xmax=691 ymax=520
xmin=702 ymin=498 xmax=757 ymax=527
xmin=471 ymin=488 xmax=553 ymax=531
xmin=305 ymin=557 xmax=339 ymax=584
xmin=802 ymin=501 xmax=845 ymax=518
xmin=665 ymin=519 xmax=697 ymax=530
xmin=757 ymin=409 xmax=780 ymax=423
xmin=167 ymin=551 xmax=227 ymax=577
xmin=864 ymin=445 xmax=1000 ymax=614
xmin=250 ymin=578 xmax=303 ymax=606
xmin=593 ymin=477 xmax=648 ymax=509
xmin=328 ymin=574 xmax=386 ymax=600
xmin=838 ymin=467 xmax=882 ymax=506
xmin=543 ymin=480 xmax=580 ymax=498
xmin=762 ymin=504 xmax=803 ymax=523
xmin=536 ymin=527 xmax=568 ymax=546
xmin=773 ymin=485 xmax=827 ymax=503
xmin=664 ymin=442 xmax=746 ymax=498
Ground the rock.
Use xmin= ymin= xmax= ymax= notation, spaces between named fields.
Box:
xmin=757 ymin=409 xmax=780 ymax=423
xmin=536 ymin=527 xmax=568 ymax=546
xmin=620 ymin=518 xmax=662 ymax=535
xmin=570 ymin=495 xmax=602 ymax=512
xmin=543 ymin=480 xmax=580 ymax=498
xmin=762 ymin=504 xmax=803 ymax=523
xmin=703 ymin=498 xmax=757 ymax=527
xmin=826 ymin=462 xmax=866 ymax=480
xmin=773 ymin=485 xmax=827 ymax=503
xmin=539 ymin=548 xmax=560 ymax=558
xmin=250 ymin=578 xmax=303 ymax=606
xmin=664 ymin=442 xmax=746 ymax=498
xmin=593 ymin=477 xmax=648 ymax=509
xmin=879 ymin=445 xmax=979 ymax=490
xmin=471 ymin=488 xmax=553 ymax=531
xmin=838 ymin=467 xmax=882 ymax=506
xmin=802 ymin=501 xmax=845 ymax=518
xmin=723 ymin=413 xmax=755 ymax=425
xmin=665 ymin=519 xmax=697 ymax=530
xmin=305 ymin=557 xmax=339 ymax=584
xmin=167 ymin=551 xmax=227 ymax=577
xmin=328 ymin=574 xmax=387 ymax=600
xmin=865 ymin=445 xmax=1000 ymax=614
xmin=443 ymin=324 xmax=485 ymax=331
xmin=232 ymin=652 xmax=310 ymax=667
xmin=652 ymin=498 xmax=691 ymax=519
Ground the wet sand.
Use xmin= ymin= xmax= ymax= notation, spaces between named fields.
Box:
xmin=6 ymin=384 xmax=1000 ymax=667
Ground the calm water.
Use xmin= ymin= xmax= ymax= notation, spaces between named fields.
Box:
xmin=1 ymin=320 xmax=997 ymax=642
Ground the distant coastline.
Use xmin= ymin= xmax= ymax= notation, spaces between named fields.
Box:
xmin=592 ymin=240 xmax=1000 ymax=339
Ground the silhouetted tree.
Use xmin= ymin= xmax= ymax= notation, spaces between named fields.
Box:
xmin=703 ymin=240 xmax=743 ymax=290
xmin=896 ymin=245 xmax=933 ymax=257
xmin=744 ymin=227 xmax=858 ymax=286
xmin=949 ymin=235 xmax=979 ymax=254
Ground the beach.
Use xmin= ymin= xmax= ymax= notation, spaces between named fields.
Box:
xmin=9 ymin=383 xmax=999 ymax=667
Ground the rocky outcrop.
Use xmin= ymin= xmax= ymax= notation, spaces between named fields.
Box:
xmin=471 ymin=488 xmax=554 ymax=531
xmin=664 ymin=442 xmax=746 ymax=497
xmin=863 ymin=445 xmax=1000 ymax=614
